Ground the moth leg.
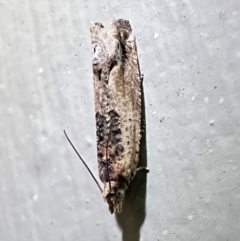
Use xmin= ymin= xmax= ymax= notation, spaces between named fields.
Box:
xmin=136 ymin=166 xmax=149 ymax=173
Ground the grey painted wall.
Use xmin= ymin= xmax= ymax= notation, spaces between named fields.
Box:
xmin=0 ymin=0 xmax=239 ymax=241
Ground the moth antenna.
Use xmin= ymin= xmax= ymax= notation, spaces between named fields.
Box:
xmin=63 ymin=130 xmax=103 ymax=193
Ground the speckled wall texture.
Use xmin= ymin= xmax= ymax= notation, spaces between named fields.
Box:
xmin=0 ymin=0 xmax=239 ymax=241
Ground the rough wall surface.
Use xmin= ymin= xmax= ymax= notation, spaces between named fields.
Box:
xmin=0 ymin=1 xmax=239 ymax=241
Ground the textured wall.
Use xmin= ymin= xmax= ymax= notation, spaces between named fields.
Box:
xmin=0 ymin=0 xmax=240 ymax=241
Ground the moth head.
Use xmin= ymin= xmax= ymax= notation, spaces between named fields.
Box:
xmin=102 ymin=181 xmax=126 ymax=213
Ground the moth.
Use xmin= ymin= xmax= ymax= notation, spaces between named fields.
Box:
xmin=64 ymin=19 xmax=147 ymax=214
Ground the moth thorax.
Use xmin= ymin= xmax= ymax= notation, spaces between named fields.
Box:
xmin=102 ymin=181 xmax=126 ymax=214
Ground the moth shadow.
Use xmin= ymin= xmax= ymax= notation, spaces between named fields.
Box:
xmin=115 ymin=85 xmax=148 ymax=241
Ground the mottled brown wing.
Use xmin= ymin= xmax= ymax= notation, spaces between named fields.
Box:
xmin=90 ymin=19 xmax=142 ymax=213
